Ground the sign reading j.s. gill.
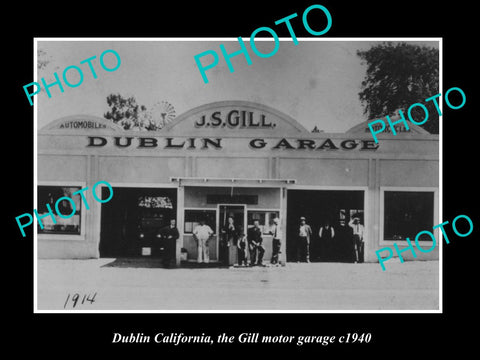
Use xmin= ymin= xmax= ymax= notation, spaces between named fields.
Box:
xmin=195 ymin=110 xmax=275 ymax=129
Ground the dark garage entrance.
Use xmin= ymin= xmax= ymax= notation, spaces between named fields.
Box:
xmin=286 ymin=189 xmax=364 ymax=262
xmin=100 ymin=187 xmax=177 ymax=258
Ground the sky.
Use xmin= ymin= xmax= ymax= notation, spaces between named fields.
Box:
xmin=35 ymin=39 xmax=439 ymax=133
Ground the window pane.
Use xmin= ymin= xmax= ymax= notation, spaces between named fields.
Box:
xmin=37 ymin=186 xmax=82 ymax=235
xmin=247 ymin=211 xmax=279 ymax=234
xmin=247 ymin=211 xmax=266 ymax=225
xmin=384 ymin=191 xmax=434 ymax=240
xmin=184 ymin=210 xmax=216 ymax=233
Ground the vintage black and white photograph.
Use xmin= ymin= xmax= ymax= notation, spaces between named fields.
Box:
xmin=34 ymin=38 xmax=440 ymax=311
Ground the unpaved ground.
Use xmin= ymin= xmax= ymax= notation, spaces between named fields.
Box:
xmin=36 ymin=259 xmax=439 ymax=311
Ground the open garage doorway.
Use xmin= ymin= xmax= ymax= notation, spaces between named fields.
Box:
xmin=99 ymin=187 xmax=177 ymax=258
xmin=286 ymin=189 xmax=364 ymax=263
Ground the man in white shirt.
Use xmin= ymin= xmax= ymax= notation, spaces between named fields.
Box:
xmin=348 ymin=216 xmax=365 ymax=263
xmin=193 ymin=219 xmax=214 ymax=264
xmin=297 ymin=216 xmax=313 ymax=263
xmin=269 ymin=217 xmax=283 ymax=265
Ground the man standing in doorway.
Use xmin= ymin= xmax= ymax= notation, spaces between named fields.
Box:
xmin=348 ymin=216 xmax=365 ymax=263
xmin=297 ymin=216 xmax=313 ymax=263
xmin=318 ymin=220 xmax=335 ymax=261
xmin=161 ymin=218 xmax=180 ymax=268
xmin=220 ymin=216 xmax=238 ymax=266
xmin=269 ymin=217 xmax=282 ymax=266
xmin=248 ymin=219 xmax=265 ymax=266
xmin=336 ymin=220 xmax=350 ymax=262
xmin=193 ymin=219 xmax=214 ymax=264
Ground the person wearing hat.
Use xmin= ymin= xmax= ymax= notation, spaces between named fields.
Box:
xmin=318 ymin=220 xmax=335 ymax=261
xmin=220 ymin=215 xmax=238 ymax=265
xmin=160 ymin=218 xmax=180 ymax=268
xmin=348 ymin=216 xmax=365 ymax=263
xmin=248 ymin=219 xmax=265 ymax=266
xmin=269 ymin=217 xmax=283 ymax=265
xmin=297 ymin=216 xmax=313 ymax=263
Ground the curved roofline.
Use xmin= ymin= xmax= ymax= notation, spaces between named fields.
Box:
xmin=161 ymin=100 xmax=309 ymax=133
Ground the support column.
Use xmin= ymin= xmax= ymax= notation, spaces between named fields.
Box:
xmin=90 ymin=155 xmax=100 ymax=258
xmin=279 ymin=186 xmax=287 ymax=265
xmin=364 ymin=158 xmax=375 ymax=262
xmin=176 ymin=185 xmax=184 ymax=267
xmin=366 ymin=158 xmax=381 ymax=262
xmin=272 ymin=157 xmax=279 ymax=178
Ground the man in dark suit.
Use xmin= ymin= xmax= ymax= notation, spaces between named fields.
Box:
xmin=248 ymin=220 xmax=265 ymax=266
xmin=161 ymin=218 xmax=179 ymax=267
xmin=220 ymin=216 xmax=238 ymax=265
xmin=336 ymin=219 xmax=353 ymax=262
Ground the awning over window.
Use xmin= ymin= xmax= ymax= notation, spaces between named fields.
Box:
xmin=170 ymin=177 xmax=296 ymax=187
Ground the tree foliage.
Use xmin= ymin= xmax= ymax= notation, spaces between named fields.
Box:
xmin=37 ymin=48 xmax=60 ymax=87
xmin=104 ymin=94 xmax=161 ymax=131
xmin=357 ymin=42 xmax=439 ymax=134
xmin=37 ymin=49 xmax=50 ymax=70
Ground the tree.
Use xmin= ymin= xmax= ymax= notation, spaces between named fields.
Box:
xmin=37 ymin=48 xmax=60 ymax=95
xmin=357 ymin=42 xmax=439 ymax=134
xmin=104 ymin=94 xmax=176 ymax=131
xmin=104 ymin=93 xmax=147 ymax=130
xmin=38 ymin=49 xmax=51 ymax=70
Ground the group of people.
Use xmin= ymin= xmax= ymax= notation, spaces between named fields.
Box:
xmin=295 ymin=216 xmax=365 ymax=263
xmin=192 ymin=216 xmax=283 ymax=266
xmin=191 ymin=214 xmax=365 ymax=265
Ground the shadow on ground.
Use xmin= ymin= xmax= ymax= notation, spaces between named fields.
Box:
xmin=101 ymin=258 xmax=168 ymax=269
xmin=101 ymin=258 xmax=228 ymax=269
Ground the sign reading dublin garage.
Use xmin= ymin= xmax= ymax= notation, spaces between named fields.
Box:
xmin=82 ymin=108 xmax=380 ymax=151
xmin=86 ymin=136 xmax=379 ymax=151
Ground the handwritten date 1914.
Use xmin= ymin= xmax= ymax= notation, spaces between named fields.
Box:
xmin=64 ymin=292 xmax=97 ymax=309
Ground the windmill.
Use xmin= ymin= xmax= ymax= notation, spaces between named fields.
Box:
xmin=151 ymin=100 xmax=176 ymax=129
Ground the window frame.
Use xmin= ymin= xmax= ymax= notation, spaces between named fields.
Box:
xmin=246 ymin=209 xmax=281 ymax=235
xmin=183 ymin=207 xmax=217 ymax=235
xmin=37 ymin=181 xmax=88 ymax=240
xmin=379 ymin=186 xmax=439 ymax=245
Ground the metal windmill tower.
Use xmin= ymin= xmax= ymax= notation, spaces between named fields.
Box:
xmin=151 ymin=100 xmax=176 ymax=129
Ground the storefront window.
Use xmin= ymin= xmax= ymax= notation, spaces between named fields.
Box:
xmin=247 ymin=210 xmax=279 ymax=234
xmin=37 ymin=186 xmax=82 ymax=235
xmin=384 ymin=191 xmax=434 ymax=241
xmin=184 ymin=210 xmax=216 ymax=234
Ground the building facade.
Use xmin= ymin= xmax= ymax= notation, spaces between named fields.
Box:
xmin=37 ymin=100 xmax=440 ymax=265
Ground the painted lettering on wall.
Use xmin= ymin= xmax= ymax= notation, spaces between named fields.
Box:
xmin=195 ymin=110 xmax=275 ymax=128
xmin=88 ymin=137 xmax=223 ymax=150
xmin=365 ymin=124 xmax=408 ymax=134
xmin=59 ymin=120 xmax=107 ymax=129
xmin=85 ymin=136 xmax=379 ymax=151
